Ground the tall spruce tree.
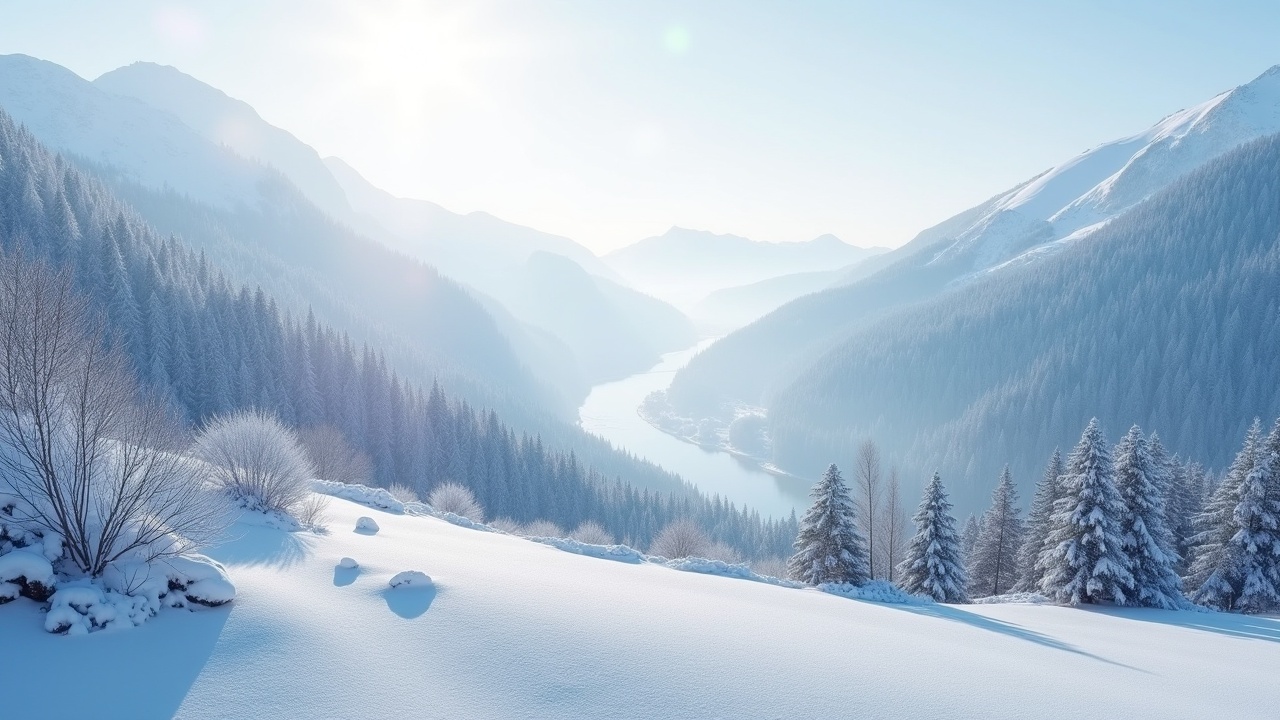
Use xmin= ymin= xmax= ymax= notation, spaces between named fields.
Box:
xmin=968 ymin=466 xmax=1023 ymax=597
xmin=1113 ymin=426 xmax=1185 ymax=609
xmin=788 ymin=464 xmax=871 ymax=586
xmin=1014 ymin=449 xmax=1062 ymax=592
xmin=1231 ymin=419 xmax=1280 ymax=613
xmin=1038 ymin=419 xmax=1133 ymax=605
xmin=898 ymin=472 xmax=967 ymax=602
xmin=1163 ymin=455 xmax=1199 ymax=576
xmin=1186 ymin=420 xmax=1261 ymax=609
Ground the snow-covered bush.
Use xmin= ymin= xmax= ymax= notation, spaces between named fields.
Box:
xmin=649 ymin=519 xmax=712 ymax=559
xmin=0 ymin=549 xmax=56 ymax=602
xmin=0 ymin=255 xmax=225 ymax=577
xmin=387 ymin=483 xmax=420 ymax=503
xmin=569 ymin=521 xmax=614 ymax=545
xmin=488 ymin=517 xmax=523 ymax=534
xmin=704 ymin=542 xmax=742 ymax=564
xmin=427 ymin=482 xmax=484 ymax=522
xmin=749 ymin=557 xmax=791 ymax=580
xmin=521 ymin=520 xmax=566 ymax=539
xmin=196 ymin=410 xmax=315 ymax=517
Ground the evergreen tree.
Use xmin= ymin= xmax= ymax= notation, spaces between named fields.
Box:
xmin=1113 ymin=426 xmax=1184 ymax=609
xmin=1186 ymin=420 xmax=1261 ymax=609
xmin=1014 ymin=449 xmax=1062 ymax=592
xmin=1163 ymin=456 xmax=1199 ymax=576
xmin=1232 ymin=419 xmax=1280 ymax=613
xmin=1038 ymin=419 xmax=1133 ymax=605
xmin=788 ymin=464 xmax=871 ymax=586
xmin=968 ymin=466 xmax=1023 ymax=597
xmin=898 ymin=472 xmax=967 ymax=602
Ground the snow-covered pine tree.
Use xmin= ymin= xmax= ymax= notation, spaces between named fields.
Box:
xmin=1113 ymin=426 xmax=1185 ymax=609
xmin=1038 ymin=419 xmax=1133 ymax=605
xmin=1014 ymin=448 xmax=1062 ymax=592
xmin=1232 ymin=419 xmax=1280 ymax=613
xmin=788 ymin=464 xmax=871 ymax=586
xmin=960 ymin=514 xmax=982 ymax=561
xmin=968 ymin=466 xmax=1023 ymax=597
xmin=1186 ymin=420 xmax=1260 ymax=609
xmin=898 ymin=472 xmax=967 ymax=602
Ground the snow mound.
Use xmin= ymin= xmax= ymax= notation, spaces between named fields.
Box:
xmin=530 ymin=536 xmax=646 ymax=563
xmin=355 ymin=517 xmax=380 ymax=534
xmin=158 ymin=554 xmax=237 ymax=608
xmin=389 ymin=570 xmax=432 ymax=589
xmin=339 ymin=557 xmax=359 ymax=569
xmin=314 ymin=480 xmax=405 ymax=514
xmin=971 ymin=592 xmax=1053 ymax=605
xmin=0 ymin=549 xmax=55 ymax=587
xmin=661 ymin=556 xmax=803 ymax=588
xmin=819 ymin=580 xmax=932 ymax=605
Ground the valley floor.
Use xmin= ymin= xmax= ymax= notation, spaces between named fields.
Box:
xmin=2 ymin=495 xmax=1276 ymax=719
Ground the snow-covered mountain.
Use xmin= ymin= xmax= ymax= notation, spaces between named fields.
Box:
xmin=5 ymin=488 xmax=1274 ymax=719
xmin=692 ymin=267 xmax=847 ymax=331
xmin=670 ymin=64 xmax=1280 ymax=423
xmin=605 ymin=227 xmax=883 ymax=310
xmin=896 ymin=64 xmax=1280 ymax=280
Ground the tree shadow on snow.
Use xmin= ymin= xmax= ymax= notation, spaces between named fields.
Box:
xmin=1079 ymin=606 xmax=1280 ymax=643
xmin=333 ymin=564 xmax=359 ymax=587
xmin=0 ymin=597 xmax=232 ymax=718
xmin=380 ymin=586 xmax=437 ymax=619
xmin=883 ymin=603 xmax=1145 ymax=672
xmin=204 ymin=524 xmax=316 ymax=569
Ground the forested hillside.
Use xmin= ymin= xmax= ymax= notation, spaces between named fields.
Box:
xmin=770 ymin=134 xmax=1280 ymax=512
xmin=0 ymin=110 xmax=796 ymax=558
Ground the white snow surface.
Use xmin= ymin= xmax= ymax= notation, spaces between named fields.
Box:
xmin=2 ymin=493 xmax=1278 ymax=718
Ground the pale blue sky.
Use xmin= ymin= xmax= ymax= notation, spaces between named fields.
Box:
xmin=2 ymin=1 xmax=1278 ymax=251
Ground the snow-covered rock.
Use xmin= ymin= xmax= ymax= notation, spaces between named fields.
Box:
xmin=0 ymin=549 xmax=56 ymax=601
xmin=388 ymin=570 xmax=432 ymax=589
xmin=339 ymin=557 xmax=359 ymax=569
xmin=314 ymin=480 xmax=405 ymax=514
xmin=355 ymin=517 xmax=380 ymax=534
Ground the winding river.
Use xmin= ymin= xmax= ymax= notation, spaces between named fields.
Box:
xmin=578 ymin=339 xmax=813 ymax=519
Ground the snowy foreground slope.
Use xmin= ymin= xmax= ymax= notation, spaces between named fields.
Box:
xmin=3 ymin=493 xmax=1277 ymax=719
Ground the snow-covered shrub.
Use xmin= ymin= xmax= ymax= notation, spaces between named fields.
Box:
xmin=704 ymin=542 xmax=742 ymax=564
xmin=355 ymin=516 xmax=380 ymax=534
xmin=569 ymin=521 xmax=614 ymax=545
xmin=649 ymin=519 xmax=711 ymax=559
xmin=749 ymin=557 xmax=790 ymax=580
xmin=0 ymin=549 xmax=56 ymax=602
xmin=196 ymin=410 xmax=315 ymax=517
xmin=521 ymin=520 xmax=565 ymax=538
xmin=0 ymin=256 xmax=225 ymax=577
xmin=427 ymin=482 xmax=484 ymax=522
xmin=488 ymin=517 xmax=523 ymax=534
xmin=389 ymin=570 xmax=433 ymax=589
xmin=295 ymin=493 xmax=331 ymax=530
xmin=819 ymin=580 xmax=930 ymax=605
xmin=387 ymin=483 xmax=420 ymax=503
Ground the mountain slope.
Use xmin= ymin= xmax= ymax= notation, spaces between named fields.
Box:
xmin=669 ymin=65 xmax=1280 ymax=420
xmin=770 ymin=133 xmax=1280 ymax=512
xmin=604 ymin=227 xmax=882 ymax=309
xmin=4 ymin=492 xmax=1273 ymax=719
xmin=692 ymin=267 xmax=846 ymax=331
xmin=93 ymin=61 xmax=352 ymax=217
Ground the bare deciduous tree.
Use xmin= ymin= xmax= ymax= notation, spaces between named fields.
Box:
xmin=854 ymin=439 xmax=881 ymax=578
xmin=648 ymin=518 xmax=712 ymax=559
xmin=427 ymin=482 xmax=484 ymax=521
xmin=875 ymin=467 xmax=906 ymax=582
xmin=0 ymin=254 xmax=224 ymax=577
xmin=297 ymin=424 xmax=373 ymax=486
xmin=569 ymin=520 xmax=614 ymax=545
xmin=195 ymin=410 xmax=314 ymax=515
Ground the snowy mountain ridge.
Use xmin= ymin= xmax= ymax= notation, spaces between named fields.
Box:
xmin=929 ymin=64 xmax=1280 ymax=278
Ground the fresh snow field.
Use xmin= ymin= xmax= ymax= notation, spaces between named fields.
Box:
xmin=3 ymin=492 xmax=1278 ymax=719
